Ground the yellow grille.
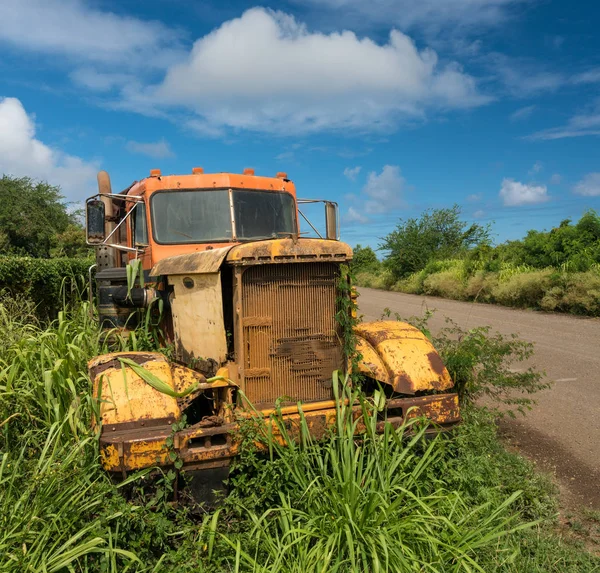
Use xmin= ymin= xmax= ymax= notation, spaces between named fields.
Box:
xmin=241 ymin=263 xmax=342 ymax=407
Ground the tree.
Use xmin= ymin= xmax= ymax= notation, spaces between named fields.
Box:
xmin=351 ymin=244 xmax=380 ymax=272
xmin=51 ymin=223 xmax=91 ymax=258
xmin=0 ymin=176 xmax=75 ymax=258
xmin=380 ymin=205 xmax=491 ymax=279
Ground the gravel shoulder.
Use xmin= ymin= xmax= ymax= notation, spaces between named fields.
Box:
xmin=358 ymin=287 xmax=600 ymax=509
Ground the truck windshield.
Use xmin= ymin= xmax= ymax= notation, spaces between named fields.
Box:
xmin=151 ymin=189 xmax=296 ymax=244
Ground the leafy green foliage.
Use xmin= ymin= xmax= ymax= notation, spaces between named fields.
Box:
xmin=0 ymin=175 xmax=86 ymax=258
xmin=381 ymin=308 xmax=548 ymax=412
xmin=360 ymin=209 xmax=600 ymax=316
xmin=0 ymin=256 xmax=93 ymax=318
xmin=350 ymin=244 xmax=380 ymax=273
xmin=0 ymin=292 xmax=598 ymax=572
xmin=380 ymin=205 xmax=491 ymax=279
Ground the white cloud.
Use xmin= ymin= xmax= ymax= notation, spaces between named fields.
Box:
xmin=572 ymin=68 xmax=600 ymax=85
xmin=343 ymin=166 xmax=362 ymax=181
xmin=527 ymin=101 xmax=600 ymax=140
xmin=486 ymin=53 xmax=564 ymax=97
xmin=126 ymin=139 xmax=174 ymax=159
xmin=136 ymin=8 xmax=488 ymax=135
xmin=573 ymin=173 xmax=600 ymax=197
xmin=292 ymin=0 xmax=524 ymax=34
xmin=344 ymin=206 xmax=370 ymax=224
xmin=499 ymin=178 xmax=549 ymax=207
xmin=510 ymin=105 xmax=535 ymax=122
xmin=528 ymin=161 xmax=543 ymax=176
xmin=0 ymin=97 xmax=98 ymax=200
xmin=473 ymin=209 xmax=485 ymax=218
xmin=363 ymin=165 xmax=405 ymax=213
xmin=0 ymin=0 xmax=180 ymax=67
xmin=467 ymin=193 xmax=482 ymax=202
xmin=549 ymin=173 xmax=562 ymax=185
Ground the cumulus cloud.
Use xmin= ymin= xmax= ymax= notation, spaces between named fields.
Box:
xmin=126 ymin=139 xmax=174 ymax=159
xmin=343 ymin=166 xmax=361 ymax=181
xmin=499 ymin=178 xmax=549 ymax=207
xmin=473 ymin=209 xmax=485 ymax=218
xmin=466 ymin=193 xmax=482 ymax=202
xmin=363 ymin=165 xmax=405 ymax=213
xmin=344 ymin=206 xmax=370 ymax=224
xmin=549 ymin=173 xmax=562 ymax=185
xmin=0 ymin=97 xmax=98 ymax=200
xmin=0 ymin=0 xmax=180 ymax=67
xmin=573 ymin=173 xmax=600 ymax=197
xmin=137 ymin=8 xmax=488 ymax=134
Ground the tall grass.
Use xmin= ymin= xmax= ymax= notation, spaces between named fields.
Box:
xmin=1 ymin=293 xmax=599 ymax=571
xmin=220 ymin=375 xmax=534 ymax=572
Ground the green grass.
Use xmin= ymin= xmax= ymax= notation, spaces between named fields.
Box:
xmin=0 ymin=294 xmax=599 ymax=571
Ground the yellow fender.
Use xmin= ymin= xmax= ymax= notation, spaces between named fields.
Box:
xmin=354 ymin=321 xmax=453 ymax=395
xmin=88 ymin=352 xmax=233 ymax=428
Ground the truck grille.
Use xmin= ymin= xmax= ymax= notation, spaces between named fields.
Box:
xmin=241 ymin=263 xmax=343 ymax=408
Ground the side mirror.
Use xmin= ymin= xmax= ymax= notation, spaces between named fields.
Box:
xmin=325 ymin=201 xmax=339 ymax=240
xmin=86 ymin=199 xmax=106 ymax=244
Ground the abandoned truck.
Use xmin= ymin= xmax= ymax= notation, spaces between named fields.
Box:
xmin=85 ymin=167 xmax=460 ymax=485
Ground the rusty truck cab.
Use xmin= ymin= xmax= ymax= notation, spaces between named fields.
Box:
xmin=85 ymin=168 xmax=460 ymax=482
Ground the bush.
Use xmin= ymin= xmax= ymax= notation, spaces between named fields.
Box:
xmin=354 ymin=268 xmax=395 ymax=290
xmin=0 ymin=256 xmax=93 ymax=318
xmin=465 ymin=271 xmax=498 ymax=302
xmin=422 ymin=269 xmax=467 ymax=299
xmin=490 ymin=270 xmax=553 ymax=309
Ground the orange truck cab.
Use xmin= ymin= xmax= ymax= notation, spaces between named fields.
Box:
xmin=85 ymin=167 xmax=460 ymax=493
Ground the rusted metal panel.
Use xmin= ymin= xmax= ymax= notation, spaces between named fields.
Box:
xmin=240 ymin=263 xmax=343 ymax=407
xmin=150 ymin=246 xmax=233 ymax=276
xmin=98 ymin=392 xmax=460 ymax=473
xmin=355 ymin=337 xmax=390 ymax=384
xmin=89 ymin=351 xmax=236 ymax=431
xmin=169 ymin=273 xmax=228 ymax=364
xmin=354 ymin=321 xmax=454 ymax=395
xmin=227 ymin=238 xmax=352 ymax=265
xmin=90 ymin=352 xmax=180 ymax=428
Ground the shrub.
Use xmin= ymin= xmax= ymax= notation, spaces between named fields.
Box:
xmin=491 ymin=270 xmax=552 ymax=309
xmin=465 ymin=271 xmax=498 ymax=302
xmin=0 ymin=256 xmax=93 ymax=318
xmin=422 ymin=269 xmax=467 ymax=300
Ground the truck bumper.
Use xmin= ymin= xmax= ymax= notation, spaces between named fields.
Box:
xmin=99 ymin=393 xmax=460 ymax=475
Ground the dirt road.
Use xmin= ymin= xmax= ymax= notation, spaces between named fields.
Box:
xmin=358 ymin=287 xmax=600 ymax=509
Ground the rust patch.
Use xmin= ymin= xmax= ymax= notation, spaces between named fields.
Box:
xmin=273 ymin=335 xmax=340 ymax=385
xmin=394 ymin=373 xmax=415 ymax=394
xmin=427 ymin=351 xmax=446 ymax=376
xmin=227 ymin=238 xmax=352 ymax=266
xmin=89 ymin=352 xmax=161 ymax=378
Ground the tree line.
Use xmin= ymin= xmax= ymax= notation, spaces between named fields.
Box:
xmin=0 ymin=175 xmax=90 ymax=258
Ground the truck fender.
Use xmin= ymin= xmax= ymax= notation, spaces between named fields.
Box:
xmin=353 ymin=321 xmax=454 ymax=395
xmin=88 ymin=352 xmax=233 ymax=428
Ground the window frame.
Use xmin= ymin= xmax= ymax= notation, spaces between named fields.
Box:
xmin=131 ymin=202 xmax=149 ymax=247
xmin=149 ymin=188 xmax=297 ymax=245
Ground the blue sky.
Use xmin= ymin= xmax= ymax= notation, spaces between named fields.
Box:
xmin=0 ymin=0 xmax=599 ymax=249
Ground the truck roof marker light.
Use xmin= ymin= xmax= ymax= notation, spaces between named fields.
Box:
xmin=192 ymin=167 xmax=204 ymax=174
xmin=150 ymin=169 xmax=161 ymax=177
xmin=276 ymin=172 xmax=287 ymax=179
xmin=243 ymin=168 xmax=255 ymax=176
